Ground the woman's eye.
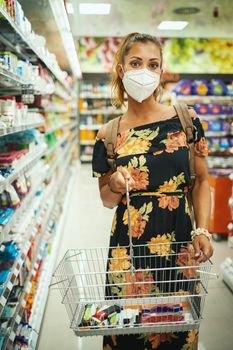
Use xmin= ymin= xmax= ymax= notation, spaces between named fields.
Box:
xmin=130 ymin=61 xmax=140 ymax=68
xmin=149 ymin=63 xmax=159 ymax=69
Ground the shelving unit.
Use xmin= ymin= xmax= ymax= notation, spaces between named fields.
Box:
xmin=173 ymin=83 xmax=233 ymax=237
xmin=0 ymin=2 xmax=78 ymax=349
xmin=79 ymin=76 xmax=124 ymax=162
xmin=0 ymin=5 xmax=69 ymax=90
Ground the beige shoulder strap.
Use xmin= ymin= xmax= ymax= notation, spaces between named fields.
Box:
xmin=104 ymin=116 xmax=121 ymax=171
xmin=174 ymin=103 xmax=196 ymax=228
xmin=174 ymin=103 xmax=196 ymax=184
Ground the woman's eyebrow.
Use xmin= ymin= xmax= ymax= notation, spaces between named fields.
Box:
xmin=129 ymin=56 xmax=160 ymax=61
xmin=129 ymin=56 xmax=143 ymax=60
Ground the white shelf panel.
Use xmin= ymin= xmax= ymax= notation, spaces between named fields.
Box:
xmin=176 ymin=95 xmax=233 ymax=102
xmin=44 ymin=120 xmax=76 ymax=135
xmin=80 ymin=93 xmax=111 ymax=99
xmin=205 ymin=131 xmax=232 ymax=137
xmin=80 ymin=124 xmax=101 ymax=130
xmin=80 ymin=140 xmax=95 ymax=145
xmin=0 ymin=120 xmax=45 ymax=137
xmin=80 ymin=109 xmax=122 ymax=115
xmin=80 ymin=154 xmax=92 ymax=162
xmin=199 ymin=115 xmax=233 ymax=121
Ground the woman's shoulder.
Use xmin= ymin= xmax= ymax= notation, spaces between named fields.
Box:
xmin=97 ymin=124 xmax=107 ymax=140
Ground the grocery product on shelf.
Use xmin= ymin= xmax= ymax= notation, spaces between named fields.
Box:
xmin=0 ymin=1 xmax=78 ymax=348
xmin=171 ymin=77 xmax=233 ymax=236
xmin=79 ymin=80 xmax=123 ymax=162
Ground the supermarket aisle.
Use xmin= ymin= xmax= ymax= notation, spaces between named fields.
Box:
xmin=38 ymin=164 xmax=233 ymax=350
xmin=37 ymin=164 xmax=112 ymax=350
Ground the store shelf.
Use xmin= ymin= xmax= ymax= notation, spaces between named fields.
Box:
xmin=0 ymin=120 xmax=45 ymax=137
xmin=0 ymin=145 xmax=46 ymax=192
xmin=176 ymin=95 xmax=233 ymax=103
xmin=44 ymin=134 xmax=69 ymax=157
xmin=199 ymin=115 xmax=233 ymax=120
xmin=80 ymin=93 xmax=111 ymax=99
xmin=205 ymin=131 xmax=232 ymax=137
xmin=80 ymin=154 xmax=92 ymax=162
xmin=28 ymin=168 xmax=76 ymax=350
xmin=80 ymin=109 xmax=122 ymax=115
xmin=0 ymin=172 xmax=46 ymax=242
xmin=221 ymin=257 xmax=233 ymax=292
xmin=43 ymin=106 xmax=69 ymax=113
xmin=0 ymin=172 xmax=68 ymax=349
xmin=0 ymin=227 xmax=35 ymax=314
xmin=80 ymin=140 xmax=95 ymax=145
xmin=0 ymin=5 xmax=69 ymax=90
xmin=0 ymin=66 xmax=29 ymax=89
xmin=54 ymin=86 xmax=71 ymax=101
xmin=44 ymin=120 xmax=76 ymax=135
xmin=80 ymin=124 xmax=101 ymax=130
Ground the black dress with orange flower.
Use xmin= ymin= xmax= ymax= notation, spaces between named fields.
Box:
xmin=92 ymin=114 xmax=208 ymax=350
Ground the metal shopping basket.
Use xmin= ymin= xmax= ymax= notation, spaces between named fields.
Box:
xmin=51 ymin=182 xmax=216 ymax=336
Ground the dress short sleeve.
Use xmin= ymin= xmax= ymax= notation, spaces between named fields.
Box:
xmin=92 ymin=138 xmax=110 ymax=177
xmin=192 ymin=117 xmax=208 ymax=157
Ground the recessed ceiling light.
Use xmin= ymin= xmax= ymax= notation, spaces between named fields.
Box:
xmin=79 ymin=3 xmax=111 ymax=15
xmin=158 ymin=21 xmax=188 ymax=30
xmin=174 ymin=7 xmax=200 ymax=15
xmin=66 ymin=2 xmax=74 ymax=14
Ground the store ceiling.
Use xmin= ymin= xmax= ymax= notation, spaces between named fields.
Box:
xmin=68 ymin=0 xmax=233 ymax=38
xmin=20 ymin=0 xmax=233 ymax=73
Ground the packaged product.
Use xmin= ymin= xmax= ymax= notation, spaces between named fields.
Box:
xmin=192 ymin=80 xmax=209 ymax=96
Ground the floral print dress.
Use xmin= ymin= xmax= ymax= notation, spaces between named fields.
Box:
xmin=92 ymin=113 xmax=208 ymax=350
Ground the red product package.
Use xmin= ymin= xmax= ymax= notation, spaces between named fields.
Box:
xmin=142 ymin=313 xmax=184 ymax=324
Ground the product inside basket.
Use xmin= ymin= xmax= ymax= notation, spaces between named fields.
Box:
xmin=79 ymin=301 xmax=193 ymax=330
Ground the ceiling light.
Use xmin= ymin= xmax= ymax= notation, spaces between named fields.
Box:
xmin=66 ymin=2 xmax=74 ymax=14
xmin=79 ymin=3 xmax=111 ymax=15
xmin=49 ymin=0 xmax=70 ymax=31
xmin=158 ymin=21 xmax=188 ymax=30
xmin=49 ymin=0 xmax=82 ymax=78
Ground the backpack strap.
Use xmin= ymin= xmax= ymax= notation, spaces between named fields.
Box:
xmin=174 ymin=103 xmax=196 ymax=186
xmin=174 ymin=103 xmax=196 ymax=228
xmin=104 ymin=116 xmax=121 ymax=171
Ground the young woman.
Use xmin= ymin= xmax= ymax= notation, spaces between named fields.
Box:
xmin=92 ymin=33 xmax=213 ymax=350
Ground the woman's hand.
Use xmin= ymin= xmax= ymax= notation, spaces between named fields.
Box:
xmin=109 ymin=168 xmax=135 ymax=194
xmin=192 ymin=235 xmax=213 ymax=263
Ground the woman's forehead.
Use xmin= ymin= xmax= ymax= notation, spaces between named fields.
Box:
xmin=125 ymin=42 xmax=161 ymax=61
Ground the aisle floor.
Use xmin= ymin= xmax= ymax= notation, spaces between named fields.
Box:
xmin=38 ymin=164 xmax=233 ymax=350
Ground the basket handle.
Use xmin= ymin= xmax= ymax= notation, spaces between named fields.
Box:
xmin=125 ymin=179 xmax=134 ymax=265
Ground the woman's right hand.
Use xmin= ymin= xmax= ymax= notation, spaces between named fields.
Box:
xmin=108 ymin=168 xmax=135 ymax=194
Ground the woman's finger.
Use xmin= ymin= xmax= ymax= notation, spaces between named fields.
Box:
xmin=119 ymin=168 xmax=131 ymax=180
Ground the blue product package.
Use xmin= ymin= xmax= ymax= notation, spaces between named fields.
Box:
xmin=0 ymin=208 xmax=14 ymax=226
xmin=173 ymin=80 xmax=192 ymax=96
xmin=208 ymin=121 xmax=222 ymax=132
xmin=0 ymin=241 xmax=19 ymax=261
xmin=209 ymin=79 xmax=227 ymax=96
xmin=0 ymin=270 xmax=11 ymax=285
xmin=0 ymin=336 xmax=5 ymax=348
xmin=192 ymin=80 xmax=209 ymax=96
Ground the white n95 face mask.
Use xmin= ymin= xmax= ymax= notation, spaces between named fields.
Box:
xmin=122 ymin=68 xmax=160 ymax=103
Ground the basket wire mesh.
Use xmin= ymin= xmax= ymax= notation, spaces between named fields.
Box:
xmin=51 ymin=182 xmax=215 ymax=336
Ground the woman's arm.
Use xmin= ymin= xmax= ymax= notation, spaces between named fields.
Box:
xmin=99 ymin=171 xmax=122 ymax=209
xmin=192 ymin=156 xmax=211 ymax=228
xmin=96 ymin=125 xmax=134 ymax=209
xmin=192 ymin=156 xmax=213 ymax=262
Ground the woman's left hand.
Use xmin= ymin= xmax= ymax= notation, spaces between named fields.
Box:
xmin=192 ymin=235 xmax=213 ymax=263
